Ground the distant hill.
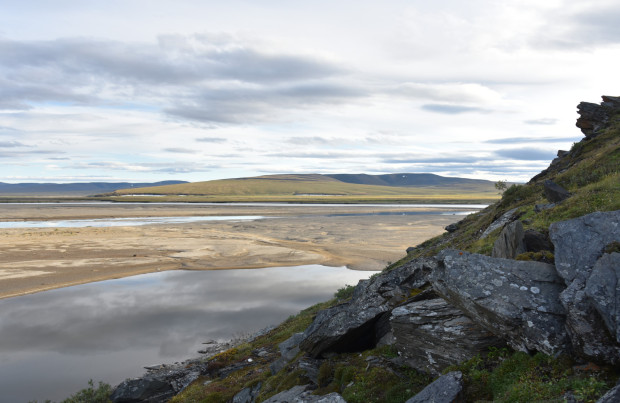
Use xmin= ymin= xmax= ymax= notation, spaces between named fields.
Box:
xmin=326 ymin=173 xmax=493 ymax=189
xmin=102 ymin=173 xmax=500 ymax=203
xmin=0 ymin=181 xmax=188 ymax=196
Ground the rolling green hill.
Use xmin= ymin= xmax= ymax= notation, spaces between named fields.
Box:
xmin=99 ymin=173 xmax=500 ymax=203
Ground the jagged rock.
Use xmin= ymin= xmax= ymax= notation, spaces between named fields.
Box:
xmin=391 ymin=294 xmax=504 ymax=375
xmin=601 ymin=95 xmax=620 ymax=109
xmin=550 ymin=211 xmax=620 ymax=364
xmin=586 ymin=253 xmax=620 ymax=343
xmin=405 ymin=371 xmax=464 ymax=403
xmin=557 ymin=150 xmax=570 ymax=158
xmin=597 ymin=379 xmax=620 ymax=403
xmin=550 ymin=210 xmax=620 ymax=284
xmin=480 ymin=208 xmax=519 ymax=238
xmin=297 ymin=357 xmax=322 ymax=385
xmin=430 ymin=250 xmax=568 ymax=355
xmin=544 ymin=180 xmax=571 ymax=203
xmin=232 ymin=382 xmax=262 ymax=403
xmin=492 ymin=220 xmax=526 ymax=259
xmin=270 ymin=357 xmax=289 ymax=375
xmin=300 ymin=257 xmax=437 ymax=357
xmin=110 ymin=378 xmax=175 ymax=403
xmin=576 ymin=102 xmax=610 ymax=138
xmin=445 ymin=223 xmax=458 ymax=233
xmin=523 ymin=229 xmax=554 ymax=253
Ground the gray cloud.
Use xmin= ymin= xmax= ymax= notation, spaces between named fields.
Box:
xmin=0 ymin=141 xmax=26 ymax=147
xmin=421 ymin=104 xmax=490 ymax=114
xmin=287 ymin=136 xmax=331 ymax=145
xmin=196 ymin=137 xmax=227 ymax=143
xmin=485 ymin=136 xmax=579 ymax=144
xmin=495 ymin=147 xmax=557 ymax=161
xmin=163 ymin=147 xmax=198 ymax=154
xmin=0 ymin=37 xmax=358 ymax=124
xmin=523 ymin=118 xmax=558 ymax=125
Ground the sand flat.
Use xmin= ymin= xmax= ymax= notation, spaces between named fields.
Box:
xmin=0 ymin=203 xmax=470 ymax=299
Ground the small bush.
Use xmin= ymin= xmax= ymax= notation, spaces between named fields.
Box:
xmin=61 ymin=379 xmax=112 ymax=403
xmin=334 ymin=284 xmax=356 ymax=300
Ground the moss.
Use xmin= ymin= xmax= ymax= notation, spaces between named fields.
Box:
xmin=515 ymin=250 xmax=554 ymax=264
xmin=604 ymin=241 xmax=620 ymax=254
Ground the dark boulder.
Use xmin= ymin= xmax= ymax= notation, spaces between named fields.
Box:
xmin=543 ymin=180 xmax=571 ymax=203
xmin=300 ymin=257 xmax=437 ymax=357
xmin=597 ymin=379 xmax=620 ymax=403
xmin=405 ymin=371 xmax=464 ymax=403
xmin=430 ymin=250 xmax=568 ymax=355
xmin=391 ymin=294 xmax=504 ymax=375
xmin=445 ymin=223 xmax=458 ymax=233
xmin=523 ymin=229 xmax=554 ymax=253
xmin=576 ymin=101 xmax=609 ymax=138
xmin=491 ymin=220 xmax=526 ymax=259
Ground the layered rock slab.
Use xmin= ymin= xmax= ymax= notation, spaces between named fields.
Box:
xmin=430 ymin=249 xmax=568 ymax=355
xmin=391 ymin=294 xmax=504 ymax=375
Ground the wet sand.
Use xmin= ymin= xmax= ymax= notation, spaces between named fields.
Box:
xmin=0 ymin=203 xmax=469 ymax=299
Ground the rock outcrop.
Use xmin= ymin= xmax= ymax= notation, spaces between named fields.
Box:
xmin=550 ymin=210 xmax=620 ymax=364
xmin=430 ymin=250 xmax=568 ymax=355
xmin=491 ymin=220 xmax=526 ymax=259
xmin=576 ymin=95 xmax=620 ymax=138
xmin=300 ymin=257 xmax=436 ymax=357
xmin=543 ymin=180 xmax=571 ymax=203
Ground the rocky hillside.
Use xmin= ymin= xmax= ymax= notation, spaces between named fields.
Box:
xmin=108 ymin=96 xmax=620 ymax=403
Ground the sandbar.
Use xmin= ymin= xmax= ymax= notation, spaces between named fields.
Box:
xmin=0 ymin=203 xmax=471 ymax=299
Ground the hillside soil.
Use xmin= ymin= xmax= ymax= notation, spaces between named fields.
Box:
xmin=0 ymin=203 xmax=465 ymax=299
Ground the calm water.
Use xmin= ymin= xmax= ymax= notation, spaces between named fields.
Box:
xmin=0 ymin=215 xmax=265 ymax=229
xmin=0 ymin=265 xmax=375 ymax=402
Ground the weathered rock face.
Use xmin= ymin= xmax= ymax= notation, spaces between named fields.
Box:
xmin=110 ymin=378 xmax=175 ymax=403
xmin=586 ymin=253 xmax=620 ymax=343
xmin=543 ymin=180 xmax=571 ymax=203
xmin=262 ymin=385 xmax=346 ymax=403
xmin=550 ymin=210 xmax=620 ymax=285
xmin=492 ymin=220 xmax=526 ymax=259
xmin=430 ymin=249 xmax=568 ymax=355
xmin=523 ymin=229 xmax=554 ymax=253
xmin=405 ymin=371 xmax=464 ymax=403
xmin=300 ymin=257 xmax=436 ymax=358
xmin=550 ymin=210 xmax=620 ymax=364
xmin=576 ymin=95 xmax=620 ymax=138
xmin=390 ymin=293 xmax=504 ymax=375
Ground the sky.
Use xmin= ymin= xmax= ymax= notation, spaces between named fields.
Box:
xmin=0 ymin=0 xmax=618 ymax=184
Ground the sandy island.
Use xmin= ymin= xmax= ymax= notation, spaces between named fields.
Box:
xmin=0 ymin=203 xmax=472 ymax=299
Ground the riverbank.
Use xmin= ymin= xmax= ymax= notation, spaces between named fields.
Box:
xmin=0 ymin=203 xmax=470 ymax=299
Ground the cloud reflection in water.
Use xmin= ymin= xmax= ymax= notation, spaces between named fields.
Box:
xmin=0 ymin=265 xmax=374 ymax=402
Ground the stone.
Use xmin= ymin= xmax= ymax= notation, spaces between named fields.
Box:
xmin=597 ymin=379 xmax=620 ymax=403
xmin=297 ymin=357 xmax=322 ymax=385
xmin=430 ymin=250 xmax=568 ymax=355
xmin=601 ymin=95 xmax=620 ymax=109
xmin=523 ymin=229 xmax=554 ymax=253
xmin=586 ymin=253 xmax=620 ymax=343
xmin=445 ymin=223 xmax=458 ymax=233
xmin=480 ymin=208 xmax=519 ymax=238
xmin=262 ymin=385 xmax=310 ymax=403
xmin=391 ymin=296 xmax=504 ymax=375
xmin=110 ymin=378 xmax=175 ymax=403
xmin=280 ymin=333 xmax=304 ymax=361
xmin=550 ymin=210 xmax=620 ymax=284
xmin=300 ymin=257 xmax=437 ymax=357
xmin=232 ymin=382 xmax=262 ymax=403
xmin=543 ymin=180 xmax=571 ymax=203
xmin=561 ymin=278 xmax=620 ymax=365
xmin=270 ymin=357 xmax=289 ymax=375
xmin=534 ymin=203 xmax=556 ymax=213
xmin=405 ymin=371 xmax=464 ymax=403
xmin=492 ymin=220 xmax=526 ymax=259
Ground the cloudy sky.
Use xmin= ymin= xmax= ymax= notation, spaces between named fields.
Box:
xmin=1 ymin=0 xmax=618 ymax=183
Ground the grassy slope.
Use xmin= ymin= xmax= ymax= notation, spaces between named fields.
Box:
xmin=169 ymin=113 xmax=620 ymax=402
xmin=99 ymin=174 xmax=499 ymax=204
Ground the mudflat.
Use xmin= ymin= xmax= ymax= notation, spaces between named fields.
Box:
xmin=0 ymin=203 xmax=471 ymax=299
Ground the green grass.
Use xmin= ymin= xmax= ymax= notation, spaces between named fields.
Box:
xmin=93 ymin=174 xmax=500 ymax=204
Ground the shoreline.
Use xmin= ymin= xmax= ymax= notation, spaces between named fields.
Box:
xmin=0 ymin=203 xmax=471 ymax=300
